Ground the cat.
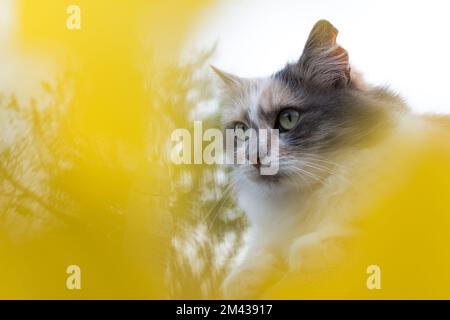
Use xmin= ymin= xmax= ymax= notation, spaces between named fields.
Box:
xmin=212 ymin=19 xmax=450 ymax=299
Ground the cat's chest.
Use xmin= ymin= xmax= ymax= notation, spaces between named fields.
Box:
xmin=237 ymin=189 xmax=311 ymax=238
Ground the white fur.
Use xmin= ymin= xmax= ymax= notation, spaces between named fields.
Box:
xmin=222 ymin=112 xmax=434 ymax=298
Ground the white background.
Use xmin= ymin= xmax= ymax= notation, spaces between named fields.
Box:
xmin=188 ymin=0 xmax=450 ymax=114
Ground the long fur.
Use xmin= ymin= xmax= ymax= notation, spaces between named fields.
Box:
xmin=212 ymin=20 xmax=450 ymax=298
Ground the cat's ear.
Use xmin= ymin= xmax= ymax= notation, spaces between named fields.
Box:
xmin=210 ymin=65 xmax=245 ymax=92
xmin=298 ymin=20 xmax=351 ymax=90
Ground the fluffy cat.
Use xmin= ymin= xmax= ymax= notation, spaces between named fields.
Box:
xmin=212 ymin=20 xmax=450 ymax=299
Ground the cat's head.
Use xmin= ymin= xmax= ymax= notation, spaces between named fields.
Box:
xmin=213 ymin=20 xmax=392 ymax=193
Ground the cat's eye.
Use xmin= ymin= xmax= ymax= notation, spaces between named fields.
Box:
xmin=277 ymin=108 xmax=300 ymax=131
xmin=234 ymin=122 xmax=249 ymax=140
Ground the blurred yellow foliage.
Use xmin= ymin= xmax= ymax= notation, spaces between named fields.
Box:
xmin=1 ymin=0 xmax=450 ymax=300
xmin=0 ymin=0 xmax=211 ymax=299
xmin=265 ymin=130 xmax=450 ymax=299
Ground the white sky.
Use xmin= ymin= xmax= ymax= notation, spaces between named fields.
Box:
xmin=0 ymin=0 xmax=13 ymax=41
xmin=187 ymin=0 xmax=450 ymax=114
xmin=2 ymin=0 xmax=450 ymax=114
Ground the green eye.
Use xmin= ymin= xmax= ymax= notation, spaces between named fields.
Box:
xmin=234 ymin=122 xmax=248 ymax=132
xmin=234 ymin=122 xmax=249 ymax=140
xmin=278 ymin=108 xmax=300 ymax=131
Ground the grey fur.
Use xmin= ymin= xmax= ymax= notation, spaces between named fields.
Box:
xmin=215 ymin=19 xmax=407 ymax=185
